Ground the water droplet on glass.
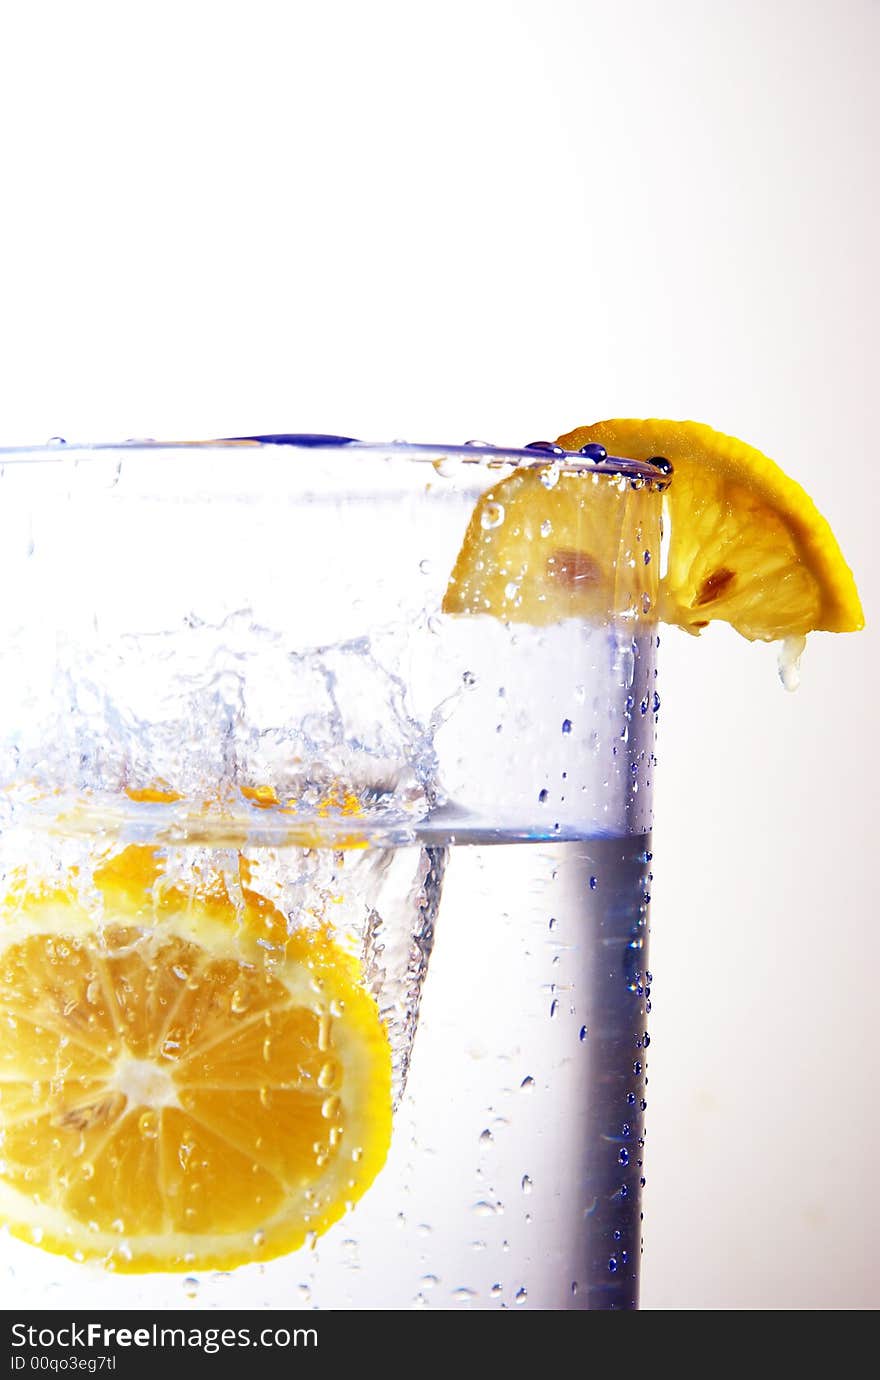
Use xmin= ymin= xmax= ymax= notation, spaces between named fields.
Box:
xmin=138 ymin=1111 xmax=159 ymax=1140
xmin=183 ymin=1276 xmax=199 ymax=1298
xmin=540 ymin=518 xmax=552 ymax=538
xmin=539 ymin=463 xmax=561 ymax=489
xmin=421 ymin=1273 xmax=439 ymax=1289
xmin=472 ymin=1201 xmax=497 ymax=1217
xmin=47 ymin=436 xmax=67 ymax=446
xmin=481 ymin=501 xmax=505 ymax=531
xmin=252 ymin=1229 xmax=266 ymax=1247
xmin=317 ymin=1060 xmax=337 ymax=1091
xmin=452 ymin=1287 xmax=476 ymax=1302
xmin=647 ymin=454 xmax=672 ymax=474
xmin=230 ymin=987 xmax=249 ymax=1014
xmin=618 ymin=1148 xmax=630 ymax=1166
xmin=608 ymin=1257 xmax=619 ymax=1273
xmin=579 ymin=1025 xmax=588 ymax=1042
xmin=520 ymin=1075 xmax=535 ymax=1091
xmin=578 ymin=443 xmax=606 ymax=461
xmin=504 ymin=580 xmax=520 ymax=602
xmin=419 ymin=558 xmax=433 ymax=575
xmin=525 ymin=441 xmax=563 ymax=454
xmin=561 ymin=718 xmax=572 ymax=735
xmin=479 ymin=1128 xmax=494 ymax=1145
xmin=465 ymin=439 xmax=494 ymax=447
xmin=490 ymin=1282 xmax=503 ymax=1297
xmin=462 ymin=670 xmax=477 ymax=688
xmin=589 ymin=875 xmax=598 ymax=891
xmin=515 ymin=1286 xmax=528 ymax=1305
xmin=521 ymin=1175 xmax=533 ymax=1194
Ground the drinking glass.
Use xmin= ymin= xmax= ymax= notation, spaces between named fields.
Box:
xmin=0 ymin=436 xmax=666 ymax=1311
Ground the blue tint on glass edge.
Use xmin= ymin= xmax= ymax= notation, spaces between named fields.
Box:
xmin=228 ymin=433 xmax=358 ymax=446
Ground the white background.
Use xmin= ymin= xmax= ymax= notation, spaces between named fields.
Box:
xmin=0 ymin=0 xmax=876 ymax=1310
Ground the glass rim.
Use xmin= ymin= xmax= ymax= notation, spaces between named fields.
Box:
xmin=0 ymin=434 xmax=672 ymax=485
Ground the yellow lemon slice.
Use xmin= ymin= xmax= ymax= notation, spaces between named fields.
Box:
xmin=0 ymin=847 xmax=391 ymax=1273
xmin=558 ymin=420 xmax=864 ymax=642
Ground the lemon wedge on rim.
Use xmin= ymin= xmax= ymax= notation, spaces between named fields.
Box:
xmin=557 ymin=419 xmax=863 ymax=642
xmin=443 ymin=419 xmax=863 ymax=647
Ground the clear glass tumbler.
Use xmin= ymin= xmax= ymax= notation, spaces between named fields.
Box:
xmin=0 ymin=436 xmax=666 ymax=1311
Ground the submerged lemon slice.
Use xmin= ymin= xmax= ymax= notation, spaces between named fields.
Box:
xmin=558 ymin=420 xmax=864 ymax=641
xmin=0 ymin=848 xmax=391 ymax=1273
